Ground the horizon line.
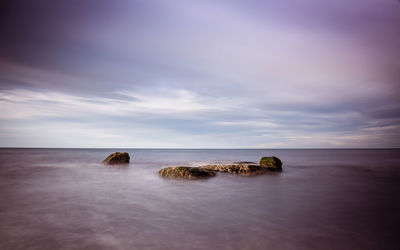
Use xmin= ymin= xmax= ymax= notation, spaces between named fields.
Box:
xmin=1 ymin=147 xmax=399 ymax=150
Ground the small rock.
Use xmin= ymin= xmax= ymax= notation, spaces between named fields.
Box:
xmin=159 ymin=166 xmax=216 ymax=179
xmin=103 ymin=152 xmax=130 ymax=165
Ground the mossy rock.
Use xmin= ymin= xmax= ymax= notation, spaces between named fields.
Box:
xmin=103 ymin=152 xmax=130 ymax=165
xmin=259 ymin=156 xmax=282 ymax=172
xmin=204 ymin=162 xmax=269 ymax=176
xmin=159 ymin=166 xmax=216 ymax=179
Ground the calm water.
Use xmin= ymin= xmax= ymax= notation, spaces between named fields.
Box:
xmin=0 ymin=149 xmax=399 ymax=250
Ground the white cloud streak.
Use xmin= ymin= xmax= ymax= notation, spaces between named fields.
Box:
xmin=0 ymin=87 xmax=235 ymax=120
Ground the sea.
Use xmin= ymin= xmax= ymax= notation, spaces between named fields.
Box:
xmin=0 ymin=148 xmax=399 ymax=250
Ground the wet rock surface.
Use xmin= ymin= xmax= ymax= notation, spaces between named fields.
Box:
xmin=203 ymin=157 xmax=283 ymax=176
xmin=203 ymin=162 xmax=269 ymax=176
xmin=159 ymin=166 xmax=216 ymax=179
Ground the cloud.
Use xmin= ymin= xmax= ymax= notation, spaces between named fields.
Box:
xmin=0 ymin=0 xmax=399 ymax=147
xmin=213 ymin=121 xmax=278 ymax=128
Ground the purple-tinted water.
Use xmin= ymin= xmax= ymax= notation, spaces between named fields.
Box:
xmin=0 ymin=149 xmax=399 ymax=250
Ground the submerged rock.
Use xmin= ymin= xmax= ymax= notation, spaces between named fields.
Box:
xmin=103 ymin=152 xmax=130 ymax=165
xmin=203 ymin=162 xmax=269 ymax=176
xmin=159 ymin=166 xmax=216 ymax=179
xmin=259 ymin=156 xmax=282 ymax=172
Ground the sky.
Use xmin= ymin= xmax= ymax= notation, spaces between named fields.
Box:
xmin=0 ymin=0 xmax=399 ymax=148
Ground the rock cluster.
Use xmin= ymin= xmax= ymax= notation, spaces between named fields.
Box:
xmin=159 ymin=157 xmax=283 ymax=179
xmin=103 ymin=152 xmax=130 ymax=165
xmin=101 ymin=152 xmax=282 ymax=178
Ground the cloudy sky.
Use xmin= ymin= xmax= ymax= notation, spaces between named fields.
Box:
xmin=0 ymin=0 xmax=399 ymax=148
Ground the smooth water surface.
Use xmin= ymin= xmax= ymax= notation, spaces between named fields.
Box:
xmin=0 ymin=149 xmax=399 ymax=250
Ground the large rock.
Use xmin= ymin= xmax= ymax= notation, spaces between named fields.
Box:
xmin=259 ymin=156 xmax=282 ymax=172
xmin=103 ymin=152 xmax=130 ymax=165
xmin=159 ymin=166 xmax=216 ymax=179
xmin=203 ymin=162 xmax=269 ymax=176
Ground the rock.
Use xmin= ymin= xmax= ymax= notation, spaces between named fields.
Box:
xmin=203 ymin=162 xmax=269 ymax=176
xmin=259 ymin=156 xmax=282 ymax=172
xmin=203 ymin=158 xmax=283 ymax=175
xmin=159 ymin=166 xmax=216 ymax=179
xmin=103 ymin=152 xmax=130 ymax=165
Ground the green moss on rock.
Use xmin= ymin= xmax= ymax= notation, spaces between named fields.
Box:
xmin=159 ymin=166 xmax=216 ymax=179
xmin=103 ymin=152 xmax=130 ymax=165
xmin=259 ymin=156 xmax=282 ymax=172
